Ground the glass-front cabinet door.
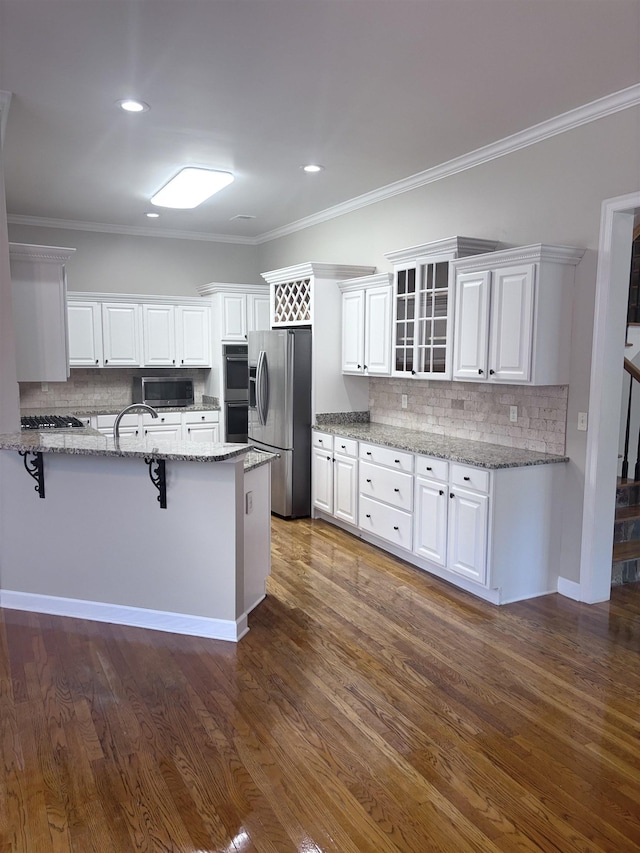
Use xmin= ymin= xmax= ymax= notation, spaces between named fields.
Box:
xmin=386 ymin=237 xmax=499 ymax=381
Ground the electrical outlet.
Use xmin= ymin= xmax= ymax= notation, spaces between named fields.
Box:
xmin=245 ymin=490 xmax=253 ymax=514
xmin=577 ymin=412 xmax=588 ymax=431
xmin=509 ymin=405 xmax=518 ymax=423
xmin=401 ymin=394 xmax=408 ymax=409
xmin=41 ymin=382 xmax=49 ymax=392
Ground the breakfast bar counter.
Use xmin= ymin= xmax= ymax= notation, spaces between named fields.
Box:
xmin=0 ymin=431 xmax=273 ymax=642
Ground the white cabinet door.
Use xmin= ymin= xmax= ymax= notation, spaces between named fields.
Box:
xmin=221 ymin=293 xmax=247 ymax=341
xmin=248 ymin=294 xmax=270 ymax=334
xmin=333 ymin=453 xmax=358 ymax=524
xmin=68 ymin=301 xmax=103 ymax=367
xmin=342 ymin=289 xmax=365 ymax=373
xmin=447 ymin=487 xmax=488 ymax=583
xmin=488 ymin=265 xmax=534 ymax=382
xmin=143 ymin=304 xmax=176 ymax=367
xmin=414 ymin=476 xmax=448 ymax=566
xmin=452 ymin=271 xmax=491 ymax=380
xmin=364 ymin=285 xmax=392 ymax=375
xmin=177 ymin=305 xmax=211 ymax=366
xmin=184 ymin=423 xmax=220 ymax=442
xmin=102 ymin=303 xmax=141 ymax=366
xmin=312 ymin=447 xmax=334 ymax=514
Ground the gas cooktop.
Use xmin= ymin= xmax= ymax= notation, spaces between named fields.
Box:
xmin=21 ymin=415 xmax=86 ymax=430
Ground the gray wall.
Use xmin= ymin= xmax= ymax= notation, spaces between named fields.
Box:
xmin=7 ymin=225 xmax=262 ymax=296
xmin=257 ymin=107 xmax=640 ymax=584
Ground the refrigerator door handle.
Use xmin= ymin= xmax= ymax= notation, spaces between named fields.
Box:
xmin=256 ymin=350 xmax=269 ymax=426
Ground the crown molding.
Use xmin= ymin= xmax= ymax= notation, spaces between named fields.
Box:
xmin=337 ymin=273 xmax=392 ymax=291
xmin=255 ymin=83 xmax=640 ymax=244
xmin=261 ymin=263 xmax=375 ymax=285
xmin=385 ymin=236 xmax=500 ymax=265
xmin=9 ymin=242 xmax=75 ymax=263
xmin=0 ymin=91 xmax=12 ymax=148
xmin=67 ymin=291 xmax=208 ymax=306
xmin=6 ymin=214 xmax=257 ymax=245
xmin=197 ymin=281 xmax=269 ymax=297
xmin=451 ymin=243 xmax=585 ymax=271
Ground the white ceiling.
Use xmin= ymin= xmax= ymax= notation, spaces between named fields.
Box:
xmin=1 ymin=0 xmax=639 ymax=243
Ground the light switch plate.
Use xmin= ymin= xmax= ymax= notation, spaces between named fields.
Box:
xmin=577 ymin=412 xmax=588 ymax=431
xmin=509 ymin=405 xmax=518 ymax=423
xmin=401 ymin=394 xmax=408 ymax=409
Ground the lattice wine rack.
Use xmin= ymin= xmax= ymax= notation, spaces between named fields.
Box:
xmin=272 ymin=278 xmax=311 ymax=325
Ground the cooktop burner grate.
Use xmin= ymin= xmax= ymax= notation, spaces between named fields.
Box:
xmin=21 ymin=415 xmax=86 ymax=430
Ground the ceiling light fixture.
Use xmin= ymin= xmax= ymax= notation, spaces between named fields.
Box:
xmin=302 ymin=164 xmax=324 ymax=173
xmin=150 ymin=167 xmax=234 ymax=209
xmin=117 ymin=98 xmax=149 ymax=113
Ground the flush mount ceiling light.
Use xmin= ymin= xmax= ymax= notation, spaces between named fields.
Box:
xmin=150 ymin=167 xmax=234 ymax=209
xmin=302 ymin=164 xmax=324 ymax=173
xmin=116 ymin=98 xmax=149 ymax=113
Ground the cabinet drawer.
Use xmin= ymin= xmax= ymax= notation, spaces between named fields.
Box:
xmin=359 ymin=442 xmax=413 ymax=472
xmin=415 ymin=455 xmax=448 ymax=482
xmin=142 ymin=411 xmax=182 ymax=426
xmin=359 ymin=460 xmax=413 ymax=511
xmin=96 ymin=413 xmax=137 ymax=429
xmin=450 ymin=463 xmax=489 ymax=493
xmin=359 ymin=495 xmax=412 ymax=551
xmin=333 ymin=436 xmax=358 ymax=457
xmin=312 ymin=431 xmax=333 ymax=451
xmin=184 ymin=410 xmax=219 ymax=425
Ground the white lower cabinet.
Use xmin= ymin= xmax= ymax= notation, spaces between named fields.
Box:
xmin=312 ymin=430 xmax=565 ymax=605
xmin=312 ymin=432 xmax=358 ymax=524
xmin=93 ymin=410 xmax=220 ymax=441
xmin=184 ymin=411 xmax=220 ymax=442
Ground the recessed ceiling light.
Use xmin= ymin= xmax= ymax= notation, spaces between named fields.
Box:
xmin=150 ymin=167 xmax=234 ymax=209
xmin=145 ymin=212 xmax=160 ymax=218
xmin=302 ymin=164 xmax=324 ymax=173
xmin=117 ymin=98 xmax=150 ymax=113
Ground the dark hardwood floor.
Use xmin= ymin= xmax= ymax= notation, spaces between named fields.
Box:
xmin=1 ymin=516 xmax=640 ymax=852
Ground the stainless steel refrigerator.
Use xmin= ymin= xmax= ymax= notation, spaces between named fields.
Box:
xmin=247 ymin=328 xmax=312 ymax=518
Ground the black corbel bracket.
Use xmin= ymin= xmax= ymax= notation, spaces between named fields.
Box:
xmin=145 ymin=457 xmax=167 ymax=509
xmin=19 ymin=450 xmax=45 ymax=498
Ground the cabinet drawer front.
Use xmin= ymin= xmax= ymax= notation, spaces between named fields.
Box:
xmin=333 ymin=436 xmax=358 ymax=457
xmin=312 ymin=431 xmax=334 ymax=451
xmin=359 ymin=495 xmax=412 ymax=550
xmin=96 ymin=413 xmax=137 ymax=429
xmin=359 ymin=442 xmax=414 ymax=472
xmin=359 ymin=461 xmax=413 ymax=511
xmin=415 ymin=455 xmax=448 ymax=482
xmin=450 ymin=463 xmax=489 ymax=493
xmin=142 ymin=411 xmax=182 ymax=426
xmin=184 ymin=410 xmax=219 ymax=425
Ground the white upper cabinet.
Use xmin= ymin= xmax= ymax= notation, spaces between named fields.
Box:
xmin=220 ymin=292 xmax=247 ymax=340
xmin=197 ymin=284 xmax=271 ymax=342
xmin=339 ymin=274 xmax=392 ymax=376
xmin=176 ymin=305 xmax=211 ymax=366
xmin=68 ymin=294 xmax=212 ymax=369
xmin=143 ymin=304 xmax=176 ymax=367
xmin=68 ymin=300 xmax=103 ymax=367
xmin=451 ymin=244 xmax=584 ymax=385
xmin=101 ymin=303 xmax=142 ymax=367
xmin=10 ymin=243 xmax=76 ymax=382
xmin=384 ymin=237 xmax=498 ymax=381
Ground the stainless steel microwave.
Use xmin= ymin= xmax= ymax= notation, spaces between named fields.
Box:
xmin=132 ymin=376 xmax=194 ymax=408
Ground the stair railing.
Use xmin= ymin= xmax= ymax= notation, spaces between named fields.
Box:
xmin=622 ymin=357 xmax=640 ymax=480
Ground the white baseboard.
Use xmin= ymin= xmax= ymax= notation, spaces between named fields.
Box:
xmin=557 ymin=577 xmax=582 ymax=601
xmin=0 ymin=589 xmax=247 ymax=642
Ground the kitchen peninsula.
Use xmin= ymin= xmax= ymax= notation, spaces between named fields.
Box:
xmin=0 ymin=430 xmax=273 ymax=641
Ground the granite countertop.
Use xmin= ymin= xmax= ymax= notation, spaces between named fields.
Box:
xmin=0 ymin=430 xmax=249 ymax=463
xmin=313 ymin=422 xmax=568 ymax=469
xmin=243 ymin=448 xmax=277 ymax=472
xmin=20 ymin=403 xmax=221 ymax=418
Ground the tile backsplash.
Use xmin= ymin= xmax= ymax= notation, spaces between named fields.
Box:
xmin=369 ymin=377 xmax=568 ymax=455
xmin=19 ymin=368 xmax=210 ymax=412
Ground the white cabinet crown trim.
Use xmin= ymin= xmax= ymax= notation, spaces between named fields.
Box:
xmin=384 ymin=237 xmax=499 ymax=265
xmin=261 ymin=263 xmax=375 ymax=285
xmin=68 ymin=291 xmax=207 ymax=306
xmin=196 ymin=282 xmax=269 ymax=297
xmin=337 ymin=273 xmax=393 ymax=292
xmin=10 ymin=242 xmax=75 ymax=264
xmin=452 ymin=244 xmax=585 ymax=271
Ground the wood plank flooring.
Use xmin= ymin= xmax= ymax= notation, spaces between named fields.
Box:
xmin=1 ymin=516 xmax=640 ymax=852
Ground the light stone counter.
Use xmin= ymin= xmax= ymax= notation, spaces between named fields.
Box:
xmin=312 ymin=422 xmax=568 ymax=469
